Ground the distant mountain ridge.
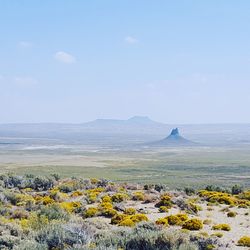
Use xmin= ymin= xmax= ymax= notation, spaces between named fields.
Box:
xmin=1 ymin=117 xmax=250 ymax=146
xmin=84 ymin=116 xmax=160 ymax=125
xmin=0 ymin=116 xmax=169 ymax=138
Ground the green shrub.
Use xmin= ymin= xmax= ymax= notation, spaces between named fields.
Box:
xmin=124 ymin=225 xmax=197 ymax=250
xmin=39 ymin=204 xmax=69 ymax=221
xmin=143 ymin=184 xmax=154 ymax=190
xmin=35 ymin=224 xmax=77 ymax=249
xmin=16 ymin=240 xmax=47 ymax=250
xmin=227 ymin=211 xmax=236 ymax=217
xmin=10 ymin=209 xmax=29 ymax=219
xmin=32 ymin=176 xmax=54 ymax=191
xmin=4 ymin=191 xmax=22 ymax=205
xmin=184 ymin=187 xmax=196 ymax=196
xmin=205 ymin=185 xmax=224 ymax=192
xmin=231 ymin=185 xmax=242 ymax=195
xmin=0 ymin=235 xmax=19 ymax=249
xmin=188 ymin=202 xmax=202 ymax=214
xmin=58 ymin=184 xmax=73 ymax=193
xmin=203 ymin=219 xmax=212 ymax=225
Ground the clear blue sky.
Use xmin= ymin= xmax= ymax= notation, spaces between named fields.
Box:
xmin=1 ymin=1 xmax=250 ymax=123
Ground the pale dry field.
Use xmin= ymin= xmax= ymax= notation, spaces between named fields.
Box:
xmin=0 ymin=144 xmax=250 ymax=189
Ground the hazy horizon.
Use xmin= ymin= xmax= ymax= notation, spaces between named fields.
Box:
xmin=1 ymin=115 xmax=250 ymax=125
xmin=1 ymin=1 xmax=250 ymax=124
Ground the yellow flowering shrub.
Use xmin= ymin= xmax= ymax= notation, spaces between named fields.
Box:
xmin=86 ymin=188 xmax=104 ymax=203
xmin=83 ymin=207 xmax=98 ymax=218
xmin=132 ymin=191 xmax=144 ymax=201
xmin=111 ymin=193 xmax=129 ymax=203
xmin=98 ymin=202 xmax=113 ymax=210
xmin=20 ymin=218 xmax=29 ymax=230
xmin=188 ymin=202 xmax=202 ymax=213
xmin=41 ymin=196 xmax=54 ymax=205
xmin=118 ymin=218 xmax=135 ymax=227
xmin=34 ymin=195 xmax=43 ymax=202
xmin=71 ymin=190 xmax=83 ymax=197
xmin=90 ymin=178 xmax=99 ymax=184
xmin=237 ymin=190 xmax=250 ymax=201
xmin=50 ymin=190 xmax=69 ymax=202
xmin=156 ymin=194 xmax=172 ymax=208
xmin=118 ymin=187 xmax=126 ymax=192
xmin=211 ymin=232 xmax=223 ymax=238
xmin=212 ymin=224 xmax=231 ymax=231
xmin=198 ymin=191 xmax=236 ymax=205
xmin=238 ymin=204 xmax=248 ymax=208
xmin=98 ymin=201 xmax=115 ymax=217
xmin=182 ymin=218 xmax=203 ymax=231
xmin=9 ymin=193 xmax=35 ymax=206
xmin=124 ymin=208 xmax=136 ymax=215
xmin=156 ymin=218 xmax=168 ymax=226
xmin=86 ymin=188 xmax=104 ymax=194
xmin=111 ymin=213 xmax=148 ymax=226
xmin=0 ymin=216 xmax=14 ymax=224
xmin=25 ymin=213 xmax=49 ymax=230
xmin=166 ymin=214 xmax=188 ymax=226
xmin=130 ymin=214 xmax=148 ymax=223
xmin=60 ymin=201 xmax=81 ymax=213
xmin=100 ymin=208 xmax=117 ymax=218
xmin=159 ymin=206 xmax=169 ymax=213
xmin=237 ymin=236 xmax=250 ymax=247
xmin=197 ymin=231 xmax=208 ymax=238
xmin=111 ymin=213 xmax=128 ymax=225
xmin=86 ymin=193 xmax=97 ymax=204
xmin=198 ymin=190 xmax=250 ymax=207
xmin=101 ymin=195 xmax=112 ymax=203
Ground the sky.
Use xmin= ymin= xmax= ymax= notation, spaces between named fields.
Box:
xmin=0 ymin=0 xmax=250 ymax=124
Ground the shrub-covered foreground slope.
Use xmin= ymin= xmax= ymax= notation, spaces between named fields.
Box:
xmin=0 ymin=174 xmax=249 ymax=250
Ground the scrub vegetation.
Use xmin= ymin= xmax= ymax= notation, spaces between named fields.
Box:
xmin=0 ymin=173 xmax=249 ymax=249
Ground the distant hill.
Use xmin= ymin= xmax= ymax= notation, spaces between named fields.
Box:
xmin=0 ymin=117 xmax=171 ymax=145
xmin=82 ymin=116 xmax=166 ymax=133
xmin=1 ymin=118 xmax=250 ymax=146
xmin=150 ymin=128 xmax=196 ymax=146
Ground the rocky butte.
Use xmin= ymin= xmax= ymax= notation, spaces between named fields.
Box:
xmin=151 ymin=128 xmax=196 ymax=146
